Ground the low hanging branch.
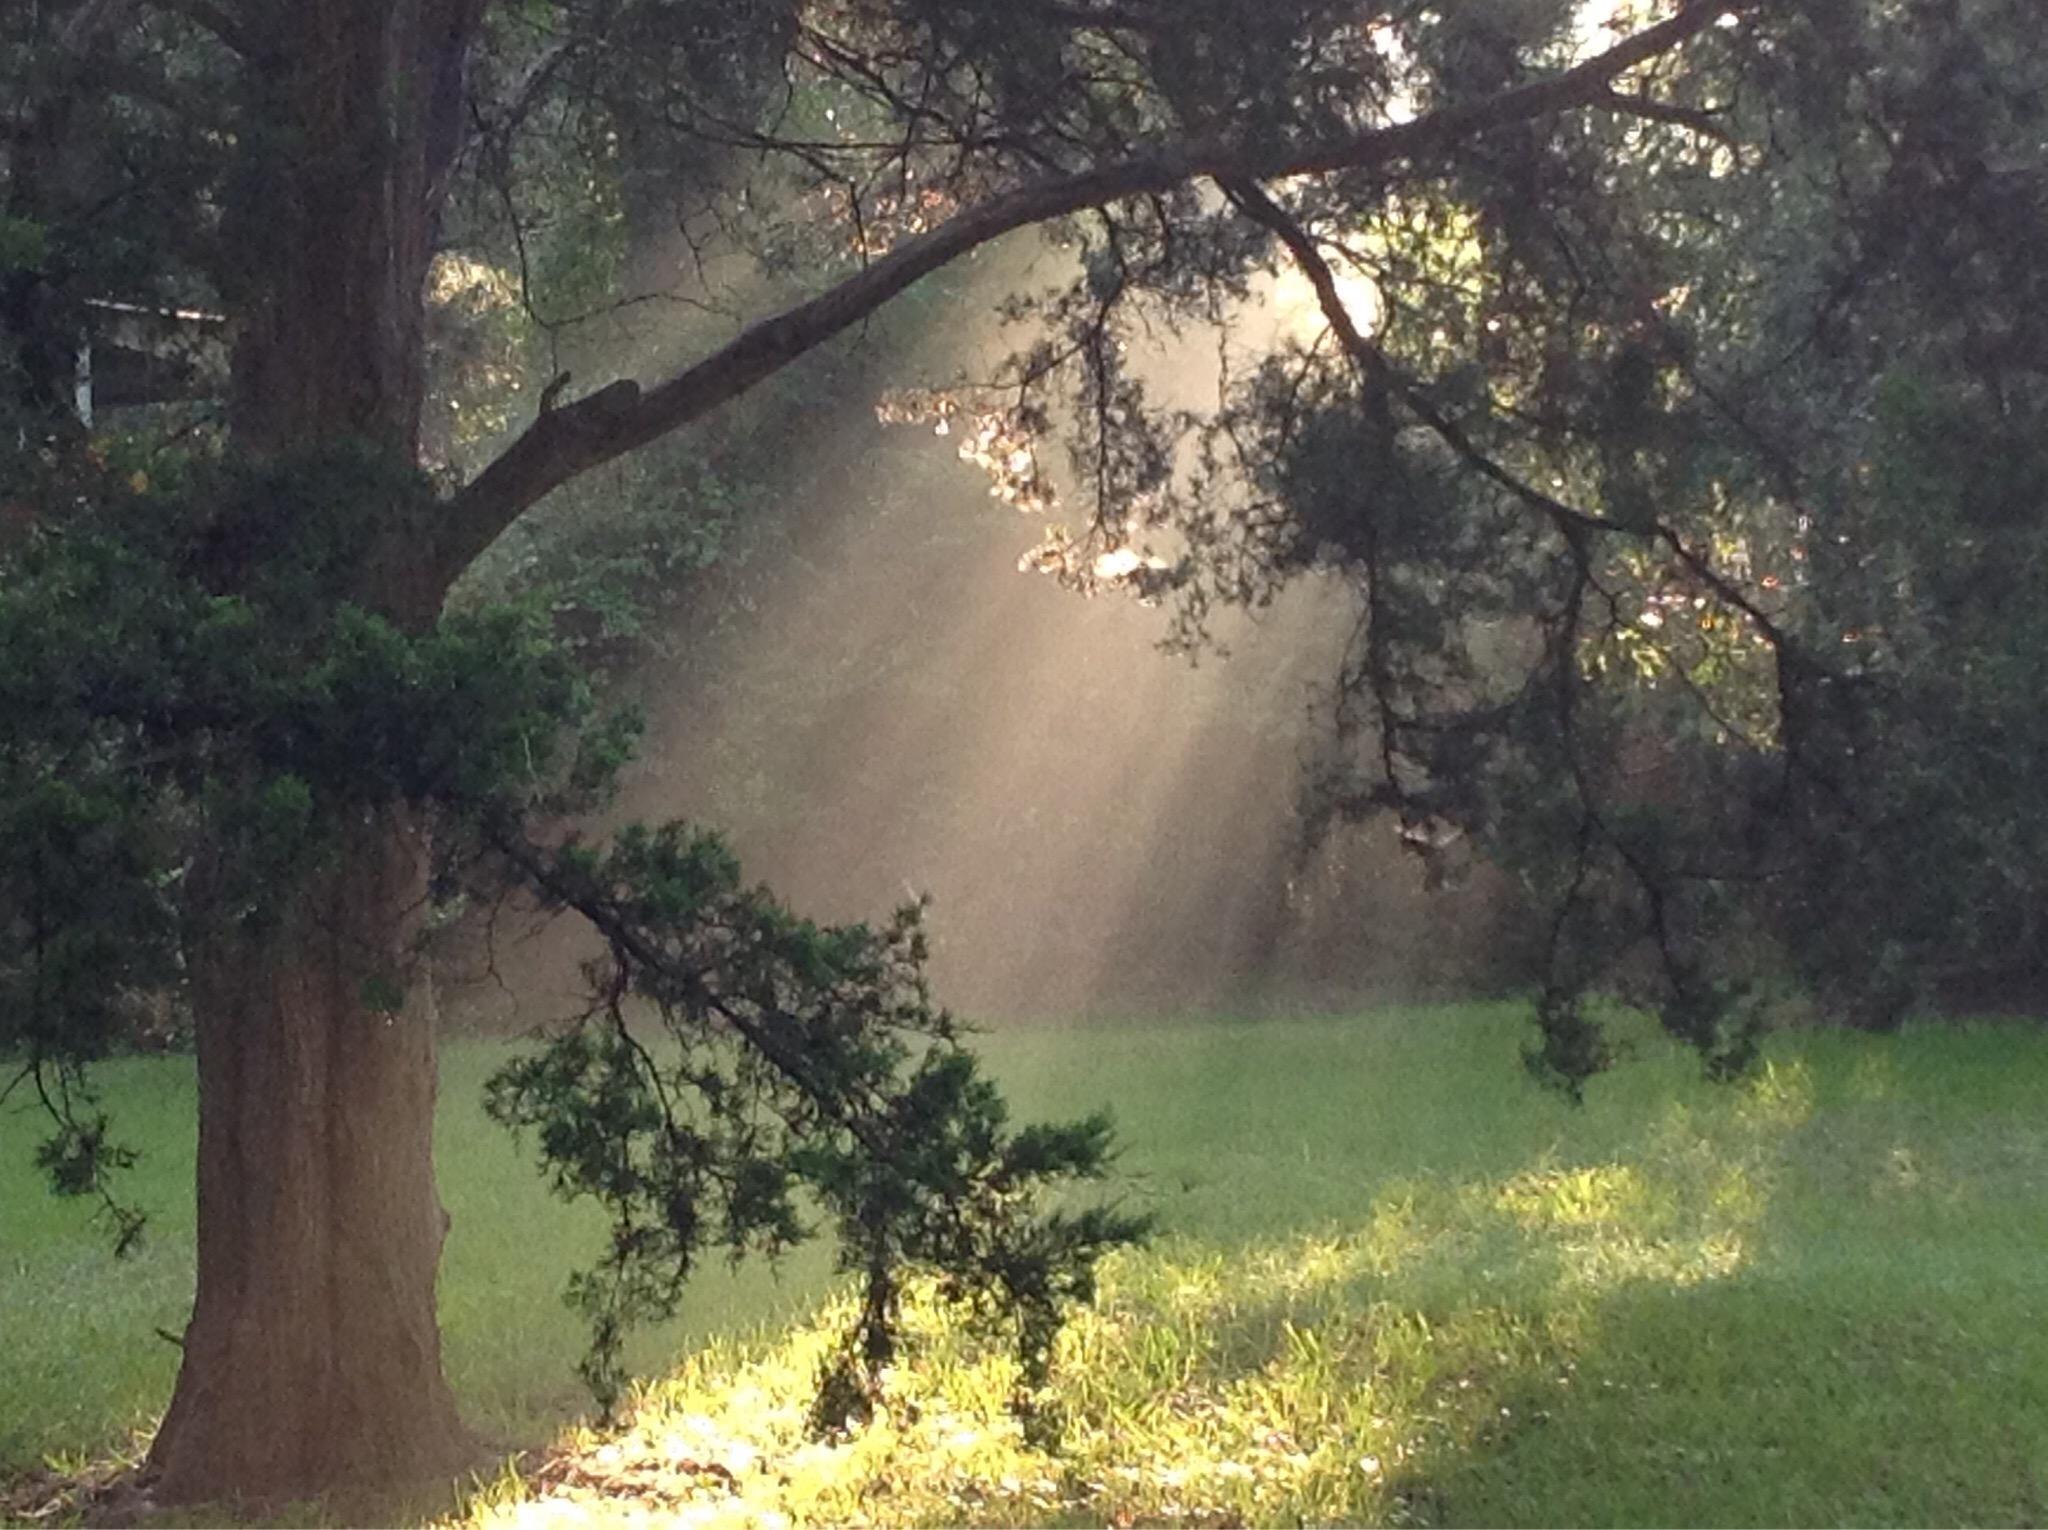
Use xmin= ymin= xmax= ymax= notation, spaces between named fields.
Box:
xmin=1 ymin=456 xmax=1149 ymax=1425
xmin=1217 ymin=171 xmax=1821 ymax=1087
xmin=479 ymin=813 xmax=1149 ymax=1424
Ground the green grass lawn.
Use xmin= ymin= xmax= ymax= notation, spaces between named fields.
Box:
xmin=7 ymin=1006 xmax=2048 ymax=1525
xmin=0 ymin=1043 xmax=842 ymax=1480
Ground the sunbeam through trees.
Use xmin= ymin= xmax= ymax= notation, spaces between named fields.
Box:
xmin=3 ymin=0 xmax=2046 ymax=1519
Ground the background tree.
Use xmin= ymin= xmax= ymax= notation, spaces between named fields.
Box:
xmin=856 ymin=0 xmax=2044 ymax=1077
xmin=14 ymin=0 xmax=2036 ymax=1508
xmin=1166 ymin=0 xmax=2048 ymax=1068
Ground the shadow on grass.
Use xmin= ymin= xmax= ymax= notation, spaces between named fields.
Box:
xmin=462 ymin=1032 xmax=2048 ymax=1528
xmin=13 ymin=1020 xmax=2048 ymax=1527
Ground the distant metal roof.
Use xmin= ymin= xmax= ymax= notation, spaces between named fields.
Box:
xmin=82 ymin=297 xmax=229 ymax=326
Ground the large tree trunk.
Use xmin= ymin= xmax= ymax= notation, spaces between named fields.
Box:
xmin=146 ymin=813 xmax=473 ymax=1504
xmin=144 ymin=0 xmax=485 ymax=1504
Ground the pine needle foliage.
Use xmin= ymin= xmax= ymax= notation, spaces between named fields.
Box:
xmin=0 ymin=447 xmax=1143 ymax=1424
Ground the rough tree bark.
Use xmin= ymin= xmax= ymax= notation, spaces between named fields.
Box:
xmin=147 ymin=812 xmax=470 ymax=1503
xmin=144 ymin=0 xmax=484 ymax=1504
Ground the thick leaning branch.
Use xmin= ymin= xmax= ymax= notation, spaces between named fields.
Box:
xmin=436 ymin=0 xmax=1742 ymax=588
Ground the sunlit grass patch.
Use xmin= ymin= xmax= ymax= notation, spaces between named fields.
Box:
xmin=455 ymin=1058 xmax=1920 ymax=1529
xmin=10 ymin=1010 xmax=2048 ymax=1525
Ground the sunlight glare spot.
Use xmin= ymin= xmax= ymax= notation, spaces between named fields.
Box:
xmin=1091 ymin=546 xmax=1168 ymax=584
xmin=1268 ymin=264 xmax=1384 ymax=345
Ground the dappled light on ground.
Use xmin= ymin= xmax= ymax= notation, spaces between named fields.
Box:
xmin=455 ymin=1049 xmax=1955 ymax=1529
xmin=11 ymin=1017 xmax=2048 ymax=1526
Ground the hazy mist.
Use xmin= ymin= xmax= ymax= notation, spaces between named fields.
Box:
xmin=447 ymin=237 xmax=1522 ymax=1031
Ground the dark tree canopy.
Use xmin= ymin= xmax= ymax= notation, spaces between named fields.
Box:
xmin=2 ymin=0 xmax=2043 ymax=1504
